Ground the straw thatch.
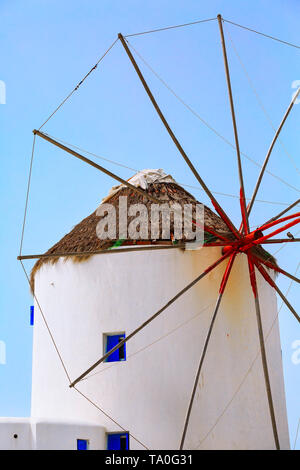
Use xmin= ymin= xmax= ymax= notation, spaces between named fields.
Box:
xmin=30 ymin=181 xmax=277 ymax=292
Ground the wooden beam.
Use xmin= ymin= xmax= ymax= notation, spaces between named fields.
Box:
xmin=33 ymin=130 xmax=161 ymax=204
xmin=217 ymin=14 xmax=249 ymax=234
xmin=18 ymin=244 xmax=187 ymax=261
xmin=262 ymin=199 xmax=300 ymax=227
xmin=248 ymin=254 xmax=280 ymax=449
xmin=179 ymin=252 xmax=236 ymax=449
xmin=118 ymin=33 xmax=241 ymax=240
xmin=17 ymin=241 xmax=239 ymax=262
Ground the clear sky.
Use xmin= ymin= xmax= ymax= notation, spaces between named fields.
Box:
xmin=0 ymin=0 xmax=299 ymax=449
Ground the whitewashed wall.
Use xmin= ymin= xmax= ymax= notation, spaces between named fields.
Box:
xmin=0 ymin=418 xmax=33 ymax=450
xmin=33 ymin=419 xmax=106 ymax=450
xmin=32 ymin=247 xmax=290 ymax=450
xmin=0 ymin=418 xmax=105 ymax=450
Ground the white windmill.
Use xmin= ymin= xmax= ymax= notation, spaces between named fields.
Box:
xmin=1 ymin=14 xmax=299 ymax=450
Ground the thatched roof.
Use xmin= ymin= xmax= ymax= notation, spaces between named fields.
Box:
xmin=30 ymin=171 xmax=277 ymax=292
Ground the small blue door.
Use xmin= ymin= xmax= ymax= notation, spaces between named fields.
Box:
xmin=107 ymin=433 xmax=129 ymax=450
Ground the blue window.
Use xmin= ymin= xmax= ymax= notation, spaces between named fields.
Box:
xmin=30 ymin=306 xmax=34 ymax=326
xmin=107 ymin=433 xmax=129 ymax=450
xmin=104 ymin=333 xmax=126 ymax=363
xmin=77 ymin=439 xmax=89 ymax=450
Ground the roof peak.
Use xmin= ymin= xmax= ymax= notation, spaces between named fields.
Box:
xmin=101 ymin=169 xmax=177 ymax=203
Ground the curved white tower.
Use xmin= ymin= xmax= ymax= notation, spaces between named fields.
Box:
xmin=31 ymin=247 xmax=289 ymax=450
xmin=28 ymin=171 xmax=290 ymax=450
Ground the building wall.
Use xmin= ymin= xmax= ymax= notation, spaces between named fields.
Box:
xmin=32 ymin=247 xmax=290 ymax=450
xmin=0 ymin=418 xmax=106 ymax=450
xmin=33 ymin=419 xmax=106 ymax=450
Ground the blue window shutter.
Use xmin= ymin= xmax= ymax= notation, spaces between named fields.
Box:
xmin=105 ymin=334 xmax=126 ymax=363
xmin=107 ymin=433 xmax=129 ymax=450
xmin=30 ymin=306 xmax=34 ymax=326
xmin=77 ymin=439 xmax=88 ymax=450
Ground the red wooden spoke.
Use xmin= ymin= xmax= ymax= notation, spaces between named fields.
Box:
xmin=240 ymin=188 xmax=249 ymax=236
xmin=203 ymin=224 xmax=232 ymax=242
xmin=237 ymin=212 xmax=300 ymax=248
xmin=247 ymin=253 xmax=258 ymax=297
xmin=253 ymin=256 xmax=300 ymax=285
xmin=190 ymin=216 xmax=233 ymax=242
xmin=219 ymin=252 xmax=236 ymax=293
xmin=263 ymin=199 xmax=300 ymax=227
xmin=210 ymin=199 xmax=241 ymax=240
xmin=252 ymin=258 xmax=281 ymax=289
xmin=252 ymin=258 xmax=300 ymax=324
xmin=238 ymin=212 xmax=247 ymax=234
xmin=258 ymin=211 xmax=300 ymax=233
xmin=242 ymin=217 xmax=300 ymax=252
xmin=239 ymin=211 xmax=300 ymax=243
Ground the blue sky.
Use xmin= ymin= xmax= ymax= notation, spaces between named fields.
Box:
xmin=0 ymin=0 xmax=299 ymax=449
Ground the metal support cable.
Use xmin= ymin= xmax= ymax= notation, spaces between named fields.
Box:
xmin=20 ymin=261 xmax=72 ymax=384
xmin=20 ymin=260 xmax=149 ymax=450
xmin=123 ymin=16 xmax=300 ymax=52
xmin=223 ymin=18 xmax=300 ymax=51
xmin=226 ymin=28 xmax=300 ymax=175
xmin=119 ymin=33 xmax=240 ymax=239
xmin=73 ymin=386 xmax=149 ymax=449
xmin=293 ymin=417 xmax=300 ymax=450
xmin=125 ymin=40 xmax=300 ymax=195
xmin=19 ymin=135 xmax=36 ymax=256
xmin=36 ymin=130 xmax=295 ymax=208
xmin=80 ymin=302 xmax=214 ymax=382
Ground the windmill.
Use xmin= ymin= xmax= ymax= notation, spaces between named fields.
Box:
xmin=18 ymin=14 xmax=299 ymax=450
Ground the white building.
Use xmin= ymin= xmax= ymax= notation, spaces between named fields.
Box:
xmin=1 ymin=170 xmax=290 ymax=449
